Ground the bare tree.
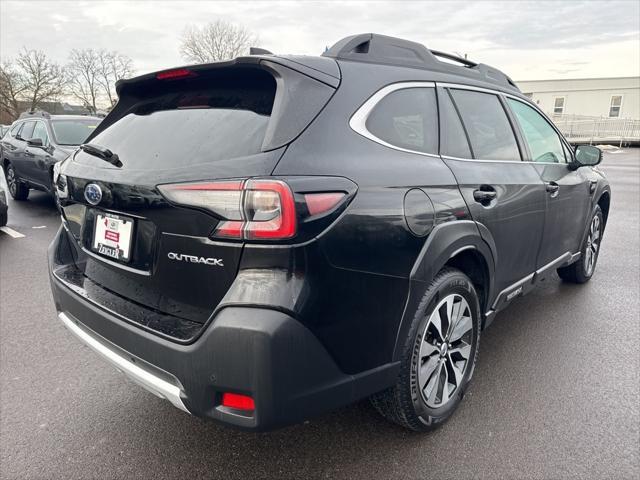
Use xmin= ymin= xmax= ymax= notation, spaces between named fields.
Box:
xmin=0 ymin=61 xmax=28 ymax=120
xmin=67 ymin=49 xmax=101 ymax=114
xmin=97 ymin=50 xmax=134 ymax=107
xmin=15 ymin=48 xmax=66 ymax=111
xmin=180 ymin=20 xmax=258 ymax=63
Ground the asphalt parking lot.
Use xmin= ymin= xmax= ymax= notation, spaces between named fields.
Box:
xmin=0 ymin=149 xmax=638 ymax=480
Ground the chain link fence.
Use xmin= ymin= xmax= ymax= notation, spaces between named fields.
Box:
xmin=550 ymin=114 xmax=640 ymax=146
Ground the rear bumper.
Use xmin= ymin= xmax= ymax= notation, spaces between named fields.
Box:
xmin=49 ymin=226 xmax=398 ymax=430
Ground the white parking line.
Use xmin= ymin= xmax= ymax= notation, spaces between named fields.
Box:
xmin=0 ymin=226 xmax=26 ymax=238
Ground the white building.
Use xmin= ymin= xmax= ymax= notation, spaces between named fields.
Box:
xmin=516 ymin=77 xmax=640 ymax=120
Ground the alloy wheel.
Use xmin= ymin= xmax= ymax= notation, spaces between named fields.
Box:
xmin=6 ymin=166 xmax=16 ymax=196
xmin=418 ymin=294 xmax=473 ymax=408
xmin=584 ymin=215 xmax=601 ymax=276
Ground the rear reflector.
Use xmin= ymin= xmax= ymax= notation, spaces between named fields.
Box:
xmin=156 ymin=68 xmax=196 ymax=80
xmin=304 ymin=192 xmax=345 ymax=216
xmin=222 ymin=392 xmax=255 ymax=411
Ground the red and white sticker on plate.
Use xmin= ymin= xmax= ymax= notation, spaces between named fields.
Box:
xmin=92 ymin=213 xmax=133 ymax=262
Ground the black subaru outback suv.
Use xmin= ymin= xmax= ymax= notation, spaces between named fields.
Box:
xmin=49 ymin=34 xmax=610 ymax=431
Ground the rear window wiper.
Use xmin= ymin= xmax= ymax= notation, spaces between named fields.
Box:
xmin=79 ymin=143 xmax=123 ymax=168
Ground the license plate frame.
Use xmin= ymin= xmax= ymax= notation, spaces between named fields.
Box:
xmin=91 ymin=211 xmax=135 ymax=263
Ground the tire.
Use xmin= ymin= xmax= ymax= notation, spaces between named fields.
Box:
xmin=4 ymin=162 xmax=29 ymax=201
xmin=557 ymin=205 xmax=603 ymax=284
xmin=370 ymin=267 xmax=481 ymax=431
xmin=0 ymin=209 xmax=6 ymax=227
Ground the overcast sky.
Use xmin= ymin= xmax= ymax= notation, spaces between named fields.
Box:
xmin=1 ymin=0 xmax=639 ymax=81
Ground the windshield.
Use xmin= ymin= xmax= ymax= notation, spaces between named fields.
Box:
xmin=51 ymin=118 xmax=100 ymax=145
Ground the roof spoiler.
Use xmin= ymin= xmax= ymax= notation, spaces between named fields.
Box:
xmin=323 ymin=33 xmax=519 ymax=91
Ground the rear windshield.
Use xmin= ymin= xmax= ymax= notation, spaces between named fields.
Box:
xmin=52 ymin=118 xmax=101 ymax=145
xmin=81 ymin=69 xmax=277 ymax=170
xmin=87 ymin=109 xmax=270 ymax=169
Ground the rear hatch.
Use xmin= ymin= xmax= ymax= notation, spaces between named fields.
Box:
xmin=57 ymin=57 xmax=337 ymax=331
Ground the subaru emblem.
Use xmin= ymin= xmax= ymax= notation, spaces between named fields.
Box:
xmin=84 ymin=183 xmax=103 ymax=206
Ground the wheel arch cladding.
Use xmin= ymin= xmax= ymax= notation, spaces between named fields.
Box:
xmin=392 ymin=220 xmax=495 ymax=361
xmin=444 ymin=247 xmax=491 ymax=318
xmin=597 ymin=190 xmax=611 ymax=228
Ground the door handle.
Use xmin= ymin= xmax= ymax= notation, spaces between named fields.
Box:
xmin=545 ymin=182 xmax=559 ymax=197
xmin=473 ymin=187 xmax=497 ymax=204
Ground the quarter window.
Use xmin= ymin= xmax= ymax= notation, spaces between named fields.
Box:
xmin=449 ymin=89 xmax=520 ymax=161
xmin=508 ymin=99 xmax=565 ymax=163
xmin=553 ymin=97 xmax=565 ymax=115
xmin=365 ymin=87 xmax=439 ymax=154
xmin=609 ymin=95 xmax=622 ymax=117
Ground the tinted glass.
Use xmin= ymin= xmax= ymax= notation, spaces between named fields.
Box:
xmin=450 ymin=90 xmax=520 ymax=161
xmin=440 ymin=90 xmax=472 ymax=158
xmin=508 ymin=99 xmax=565 ymax=163
xmin=86 ymin=109 xmax=269 ymax=169
xmin=51 ymin=119 xmax=100 ymax=145
xmin=366 ymin=88 xmax=438 ymax=154
xmin=19 ymin=121 xmax=36 ymax=140
xmin=32 ymin=122 xmax=49 ymax=145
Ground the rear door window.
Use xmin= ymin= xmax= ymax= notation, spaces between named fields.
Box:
xmin=449 ymin=89 xmax=520 ymax=161
xmin=507 ymin=99 xmax=566 ymax=163
xmin=365 ymin=87 xmax=439 ymax=154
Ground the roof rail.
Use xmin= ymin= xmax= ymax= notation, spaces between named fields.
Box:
xmin=19 ymin=110 xmax=51 ymax=119
xmin=322 ymin=33 xmax=519 ymax=92
xmin=430 ymin=50 xmax=477 ymax=68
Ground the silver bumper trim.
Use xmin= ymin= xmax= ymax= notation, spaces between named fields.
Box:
xmin=58 ymin=312 xmax=190 ymax=414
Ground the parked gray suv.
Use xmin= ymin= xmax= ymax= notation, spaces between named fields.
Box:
xmin=1 ymin=112 xmax=100 ymax=201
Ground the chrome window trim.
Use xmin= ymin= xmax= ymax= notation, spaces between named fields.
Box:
xmin=349 ymin=81 xmax=439 ymax=159
xmin=349 ymin=80 xmax=574 ymax=165
xmin=442 ymin=155 xmax=527 ymax=165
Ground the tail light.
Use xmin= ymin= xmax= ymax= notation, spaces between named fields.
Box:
xmin=304 ymin=192 xmax=345 ymax=216
xmin=158 ymin=179 xmax=297 ymax=240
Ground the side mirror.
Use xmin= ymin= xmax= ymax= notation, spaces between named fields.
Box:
xmin=26 ymin=138 xmax=44 ymax=148
xmin=571 ymin=145 xmax=602 ymax=169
